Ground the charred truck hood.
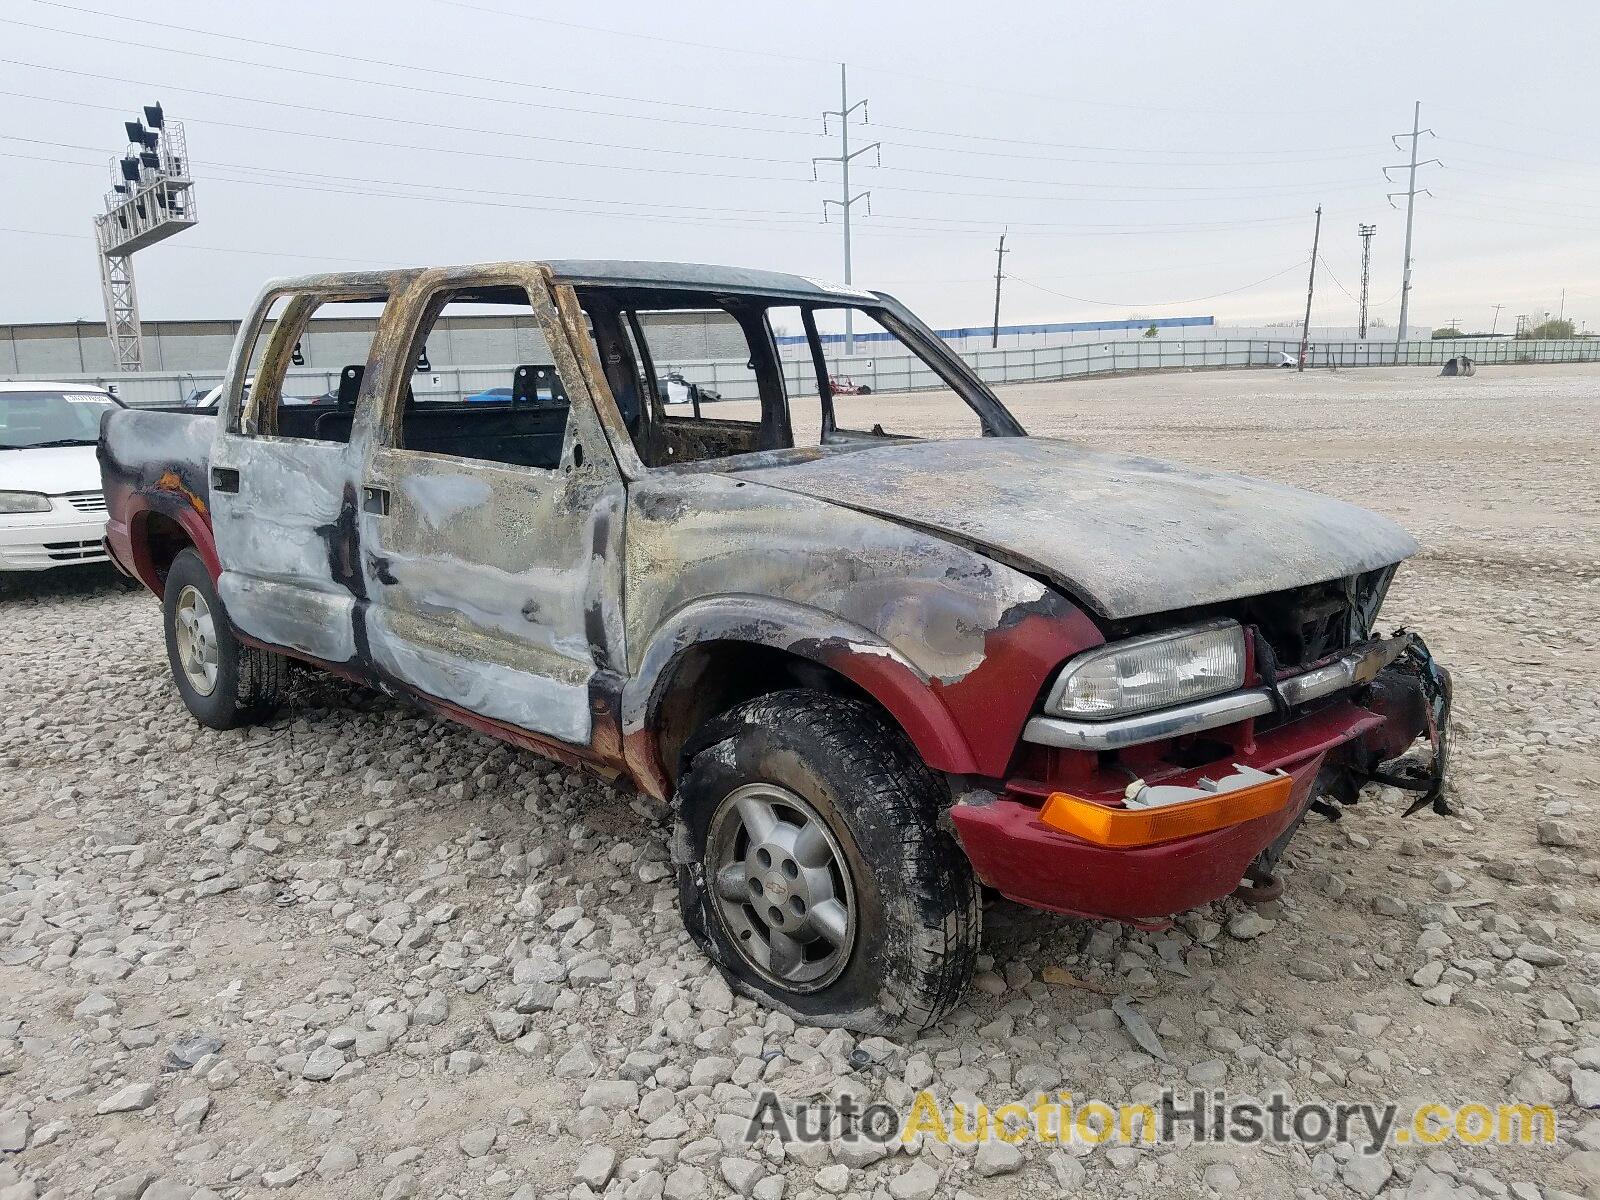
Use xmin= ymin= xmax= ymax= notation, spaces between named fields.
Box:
xmin=734 ymin=437 xmax=1419 ymax=621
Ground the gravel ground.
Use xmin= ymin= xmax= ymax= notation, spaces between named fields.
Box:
xmin=2 ymin=362 xmax=1597 ymax=1200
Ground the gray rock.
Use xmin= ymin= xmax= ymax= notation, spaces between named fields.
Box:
xmin=1342 ymin=1152 xmax=1392 ymax=1198
xmin=167 ymin=1034 xmax=224 ymax=1070
xmin=1515 ymin=942 xmax=1566 ymax=968
xmin=1510 ymin=1065 xmax=1565 ymax=1105
xmin=301 ymin=1045 xmax=345 ymax=1082
xmin=1203 ymin=1163 xmax=1241 ymax=1194
xmin=174 ymin=1096 xmax=210 ymax=1133
xmin=575 ymin=1145 xmax=617 ymax=1189
xmin=1538 ymin=819 xmax=1579 ymax=847
xmin=1112 ymin=997 xmax=1167 ymax=1061
xmin=1227 ymin=912 xmax=1272 ymax=940
xmin=580 ymin=1079 xmax=640 ymax=1110
xmin=814 ymin=1164 xmax=850 ymax=1194
xmin=96 ymin=1080 xmax=159 ymax=1114
xmin=1047 ymin=1150 xmax=1086 ymax=1188
xmin=412 ymin=991 xmax=448 ymax=1025
xmin=316 ymin=1143 xmax=359 ymax=1180
xmin=0 ymin=1112 xmax=28 ymax=1153
xmin=719 ymin=1157 xmax=763 ymax=1198
xmin=664 ymin=1164 xmax=709 ymax=1200
xmin=1572 ymin=1069 xmax=1600 ymax=1108
xmin=888 ymin=1161 xmax=940 ymax=1200
xmin=974 ymin=1138 xmax=1025 ymax=1176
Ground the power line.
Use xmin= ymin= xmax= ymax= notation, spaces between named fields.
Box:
xmin=0 ymin=19 xmax=806 ymax=137
xmin=1006 ymin=260 xmax=1310 ymax=308
xmin=0 ymin=46 xmax=808 ymax=138
xmin=1 ymin=223 xmax=402 ymax=267
xmin=869 ymin=122 xmax=1373 ymax=158
xmin=14 ymin=0 xmax=808 ymax=122
xmin=18 ymin=142 xmax=1370 ymax=243
xmin=436 ymin=0 xmax=835 ymax=66
xmin=0 ymin=89 xmax=812 ymax=182
xmin=1317 ymin=254 xmax=1362 ymax=305
xmin=3 ymin=136 xmax=823 ymax=220
xmin=436 ymin=0 xmax=1352 ymax=120
xmin=867 ymin=161 xmax=1377 ymax=193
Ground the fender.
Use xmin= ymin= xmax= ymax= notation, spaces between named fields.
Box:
xmin=621 ymin=595 xmax=979 ymax=797
xmin=119 ymin=489 xmax=220 ymax=591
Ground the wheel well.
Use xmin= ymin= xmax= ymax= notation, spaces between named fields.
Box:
xmin=137 ymin=511 xmax=195 ymax=585
xmin=653 ymin=642 xmax=894 ymax=789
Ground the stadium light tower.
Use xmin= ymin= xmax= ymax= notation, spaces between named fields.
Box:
xmin=92 ymin=103 xmax=197 ymax=371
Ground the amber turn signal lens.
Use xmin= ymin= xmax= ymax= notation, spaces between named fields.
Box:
xmin=1038 ymin=773 xmax=1294 ymax=848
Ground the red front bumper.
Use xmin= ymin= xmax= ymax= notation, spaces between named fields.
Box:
xmin=949 ymin=695 xmax=1419 ymax=923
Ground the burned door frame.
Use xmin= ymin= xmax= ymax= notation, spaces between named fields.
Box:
xmin=209 ymin=274 xmax=418 ymax=667
xmin=354 ymin=263 xmax=628 ymax=752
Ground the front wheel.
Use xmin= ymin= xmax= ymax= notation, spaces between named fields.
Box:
xmin=674 ymin=690 xmax=980 ymax=1033
xmin=162 ymin=548 xmax=283 ymax=730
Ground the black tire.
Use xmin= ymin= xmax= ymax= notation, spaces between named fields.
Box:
xmin=161 ymin=548 xmax=283 ymax=730
xmin=674 ymin=690 xmax=980 ymax=1033
xmin=857 ymin=385 xmax=872 ymax=395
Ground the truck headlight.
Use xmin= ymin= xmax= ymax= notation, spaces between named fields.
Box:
xmin=0 ymin=491 xmax=51 ymax=514
xmin=1046 ymin=619 xmax=1247 ymax=719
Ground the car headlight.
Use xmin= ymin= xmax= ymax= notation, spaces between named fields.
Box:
xmin=0 ymin=491 xmax=52 ymax=514
xmin=1046 ymin=619 xmax=1247 ymax=719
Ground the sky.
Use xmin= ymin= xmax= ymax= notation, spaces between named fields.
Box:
xmin=3 ymin=0 xmax=1597 ymax=335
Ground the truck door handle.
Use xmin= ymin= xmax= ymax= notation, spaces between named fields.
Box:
xmin=211 ymin=467 xmax=240 ymax=493
xmin=362 ymin=485 xmax=391 ymax=516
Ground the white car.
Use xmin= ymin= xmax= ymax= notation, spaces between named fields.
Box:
xmin=0 ymin=381 xmax=124 ymax=571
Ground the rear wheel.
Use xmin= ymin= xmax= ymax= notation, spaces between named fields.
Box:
xmin=675 ymin=690 xmax=980 ymax=1033
xmin=162 ymin=548 xmax=283 ymax=729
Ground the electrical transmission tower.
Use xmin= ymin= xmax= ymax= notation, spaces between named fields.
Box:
xmin=1357 ymin=224 xmax=1376 ymax=339
xmin=813 ymin=64 xmax=878 ymax=356
xmin=93 ymin=103 xmax=197 ymax=371
xmin=1384 ymin=101 xmax=1440 ymax=350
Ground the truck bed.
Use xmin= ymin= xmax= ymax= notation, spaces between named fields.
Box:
xmin=99 ymin=407 xmax=218 ymax=585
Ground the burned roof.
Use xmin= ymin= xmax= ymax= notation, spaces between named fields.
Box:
xmin=543 ymin=260 xmax=877 ymax=302
xmin=254 ymin=260 xmax=881 ymax=305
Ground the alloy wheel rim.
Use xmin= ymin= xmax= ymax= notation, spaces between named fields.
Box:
xmin=705 ymin=781 xmax=857 ymax=991
xmin=174 ymin=585 xmax=219 ymax=697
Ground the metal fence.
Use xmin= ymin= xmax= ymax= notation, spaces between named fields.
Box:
xmin=15 ymin=337 xmax=1598 ymax=408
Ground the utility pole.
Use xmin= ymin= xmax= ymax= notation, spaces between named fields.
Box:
xmin=1385 ymin=101 xmax=1440 ymax=351
xmin=813 ymin=63 xmax=879 ymax=357
xmin=1357 ymin=224 xmax=1376 ymax=339
xmin=1298 ymin=205 xmax=1322 ymax=372
xmin=990 ymin=228 xmax=1009 ymax=348
xmin=1490 ymin=303 xmax=1504 ymax=336
xmin=1559 ymin=288 xmax=1566 ymax=322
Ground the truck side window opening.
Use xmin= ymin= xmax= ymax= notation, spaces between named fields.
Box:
xmin=808 ymin=307 xmax=981 ymax=442
xmin=393 ymin=288 xmax=571 ymax=471
xmin=571 ymin=287 xmax=994 ymax=469
xmin=238 ymin=295 xmax=386 ymax=445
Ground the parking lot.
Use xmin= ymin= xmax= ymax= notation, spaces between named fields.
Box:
xmin=2 ymin=362 xmax=1597 ymax=1199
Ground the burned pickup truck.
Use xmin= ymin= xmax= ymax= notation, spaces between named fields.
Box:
xmin=100 ymin=260 xmax=1450 ymax=1031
